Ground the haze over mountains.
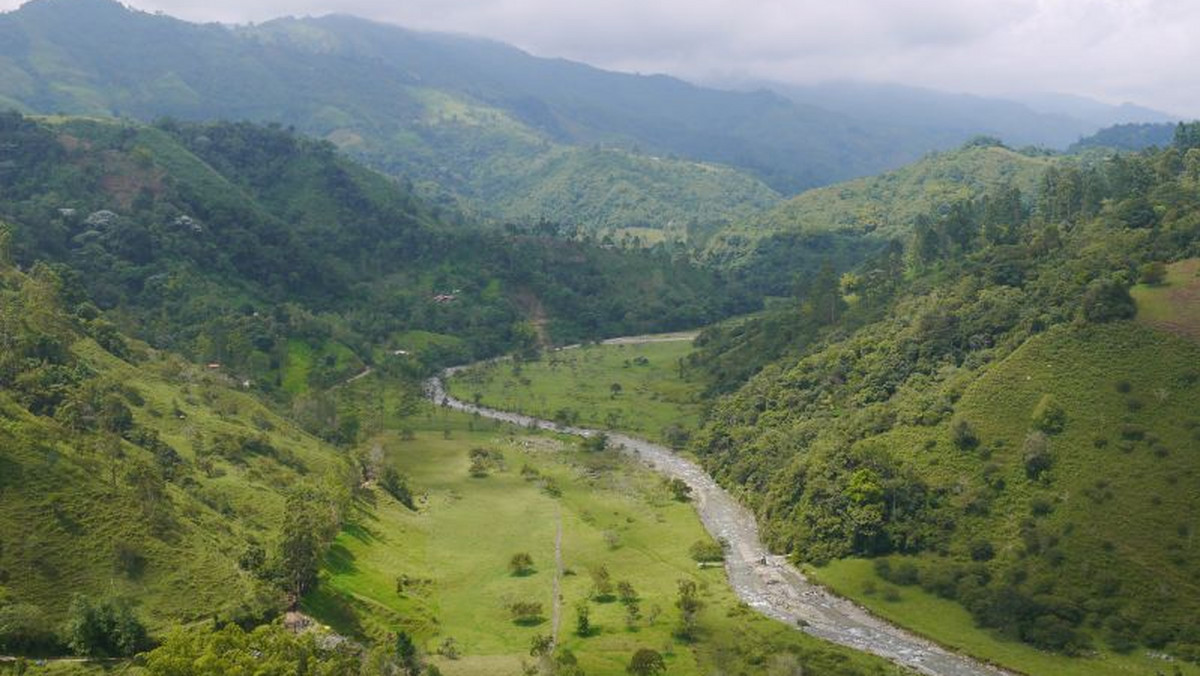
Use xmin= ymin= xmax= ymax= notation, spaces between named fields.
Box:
xmin=0 ymin=0 xmax=1175 ymax=233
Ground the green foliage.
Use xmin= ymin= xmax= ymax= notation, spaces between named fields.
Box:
xmin=63 ymin=595 xmax=149 ymax=658
xmin=0 ymin=112 xmax=748 ymax=396
xmin=1030 ymin=395 xmax=1067 ymax=434
xmin=144 ymin=622 xmax=362 ymax=675
xmin=508 ymin=552 xmax=535 ymax=576
xmin=688 ymin=141 xmax=1200 ymax=662
xmin=574 ymin=600 xmax=590 ymax=637
xmin=0 ymin=602 xmax=61 ymax=656
xmin=688 ymin=540 xmax=725 ymax=563
xmin=379 ymin=467 xmax=414 ymax=510
xmin=627 ymin=647 xmax=667 ymax=675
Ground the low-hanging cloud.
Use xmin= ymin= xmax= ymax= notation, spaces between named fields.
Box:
xmin=3 ymin=0 xmax=1197 ymax=116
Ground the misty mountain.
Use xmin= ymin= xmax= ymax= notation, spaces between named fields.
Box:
xmin=757 ymin=81 xmax=1173 ymax=151
xmin=0 ymin=0 xmax=1166 ymax=224
xmin=0 ymin=0 xmax=892 ymax=200
xmin=1069 ymin=122 xmax=1179 ymax=152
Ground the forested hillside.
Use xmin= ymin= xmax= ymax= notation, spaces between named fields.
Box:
xmin=0 ymin=254 xmax=354 ymax=654
xmin=0 ymin=112 xmax=747 ymax=411
xmin=688 ymin=126 xmax=1200 ymax=659
xmin=703 ymin=141 xmax=1051 ymax=297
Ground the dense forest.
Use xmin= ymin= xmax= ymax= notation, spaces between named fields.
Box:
xmin=0 ymin=112 xmax=749 ymax=403
xmin=688 ymin=124 xmax=1200 ymax=658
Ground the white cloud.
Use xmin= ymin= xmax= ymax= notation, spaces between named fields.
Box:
xmin=3 ymin=0 xmax=1198 ymax=115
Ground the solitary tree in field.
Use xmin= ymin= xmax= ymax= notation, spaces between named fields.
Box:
xmin=509 ymin=552 xmax=535 ymax=576
xmin=627 ymin=648 xmax=666 ymax=675
xmin=590 ymin=565 xmax=614 ymax=600
xmin=610 ymin=382 xmax=623 ymax=398
xmin=675 ymin=579 xmax=704 ymax=640
xmin=575 ymin=601 xmax=591 ymax=637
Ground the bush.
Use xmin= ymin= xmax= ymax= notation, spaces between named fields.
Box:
xmin=507 ymin=600 xmax=544 ymax=625
xmin=64 ymin=595 xmax=150 ymax=658
xmin=1138 ymin=261 xmax=1168 ymax=285
xmin=1081 ymin=278 xmax=1136 ymax=323
xmin=1031 ymin=395 xmax=1066 ymax=434
xmin=688 ymin=539 xmax=725 ymax=563
xmin=381 ymin=467 xmax=415 ymax=509
xmin=969 ymin=540 xmax=995 ymax=562
xmin=0 ymin=603 xmax=61 ymax=655
xmin=1022 ymin=431 xmax=1052 ymax=480
xmin=951 ymin=418 xmax=979 ymax=450
xmin=509 ymin=552 xmax=535 ymax=576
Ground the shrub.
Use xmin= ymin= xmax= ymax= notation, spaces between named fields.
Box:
xmin=507 ymin=600 xmax=544 ymax=625
xmin=969 ymin=540 xmax=995 ymax=562
xmin=1031 ymin=395 xmax=1066 ymax=434
xmin=1138 ymin=261 xmax=1168 ymax=285
xmin=381 ymin=467 xmax=415 ymax=509
xmin=951 ymin=418 xmax=979 ymax=450
xmin=0 ymin=603 xmax=61 ymax=655
xmin=509 ymin=552 xmax=535 ymax=576
xmin=64 ymin=595 xmax=150 ymax=658
xmin=688 ymin=539 xmax=725 ymax=563
xmin=1022 ymin=431 xmax=1052 ymax=480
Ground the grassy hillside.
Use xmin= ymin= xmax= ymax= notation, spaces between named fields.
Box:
xmin=686 ymin=136 xmax=1200 ymax=668
xmin=0 ymin=259 xmax=353 ymax=655
xmin=1131 ymin=258 xmax=1200 ymax=340
xmin=483 ymin=147 xmax=781 ymax=242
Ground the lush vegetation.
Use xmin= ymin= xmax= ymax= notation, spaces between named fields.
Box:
xmin=685 ymin=132 xmax=1200 ymax=664
xmin=700 ymin=142 xmax=1050 ymax=297
xmin=447 ymin=339 xmax=704 ymax=446
xmin=0 ymin=112 xmax=749 ymax=405
xmin=0 ymin=255 xmax=354 ymax=657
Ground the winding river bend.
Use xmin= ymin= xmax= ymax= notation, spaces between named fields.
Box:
xmin=426 ymin=357 xmax=1011 ymax=676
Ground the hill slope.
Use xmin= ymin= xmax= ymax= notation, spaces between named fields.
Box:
xmin=0 ymin=258 xmax=352 ymax=650
xmin=687 ymin=133 xmax=1200 ymax=665
xmin=0 ymin=111 xmax=746 ymax=406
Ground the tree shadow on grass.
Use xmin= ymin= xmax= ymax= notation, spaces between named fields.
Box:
xmin=322 ymin=543 xmax=358 ymax=575
xmin=342 ymin=521 xmax=378 ymax=544
xmin=301 ymin=587 xmax=366 ymax=640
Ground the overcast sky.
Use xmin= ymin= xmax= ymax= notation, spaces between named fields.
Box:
xmin=5 ymin=0 xmax=1199 ymax=116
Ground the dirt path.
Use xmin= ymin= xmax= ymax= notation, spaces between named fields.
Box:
xmin=550 ymin=511 xmax=564 ymax=647
xmin=426 ymin=367 xmax=1013 ymax=676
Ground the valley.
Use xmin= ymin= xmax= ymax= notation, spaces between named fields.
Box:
xmin=2 ymin=1 xmax=1200 ymax=673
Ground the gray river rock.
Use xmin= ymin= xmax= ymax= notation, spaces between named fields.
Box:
xmin=426 ymin=371 xmax=1013 ymax=676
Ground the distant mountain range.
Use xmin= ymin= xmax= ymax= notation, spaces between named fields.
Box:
xmin=728 ymin=80 xmax=1175 ymax=151
xmin=0 ymin=0 xmax=1177 ymax=232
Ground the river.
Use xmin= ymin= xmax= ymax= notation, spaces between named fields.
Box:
xmin=425 ymin=365 xmax=1012 ymax=676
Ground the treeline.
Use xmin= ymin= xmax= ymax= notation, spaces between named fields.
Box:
xmin=687 ymin=130 xmax=1200 ymax=657
xmin=0 ymin=113 xmax=750 ymax=401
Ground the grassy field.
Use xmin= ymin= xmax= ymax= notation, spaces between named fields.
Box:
xmin=1132 ymin=258 xmax=1200 ymax=340
xmin=308 ymin=382 xmax=905 ymax=676
xmin=447 ymin=340 xmax=703 ymax=445
xmin=808 ymin=559 xmax=1199 ymax=676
